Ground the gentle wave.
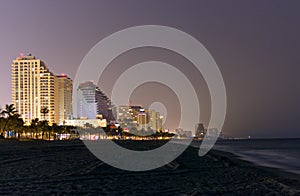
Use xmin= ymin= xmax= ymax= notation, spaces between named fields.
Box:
xmin=213 ymin=139 xmax=300 ymax=175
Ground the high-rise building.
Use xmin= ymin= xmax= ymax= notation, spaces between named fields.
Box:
xmin=148 ymin=110 xmax=163 ymax=132
xmin=77 ymin=81 xmax=97 ymax=119
xmin=114 ymin=106 xmax=164 ymax=132
xmin=137 ymin=111 xmax=147 ymax=130
xmin=95 ymin=87 xmax=114 ymax=122
xmin=77 ymin=81 xmax=114 ymax=121
xmin=113 ymin=105 xmax=143 ymax=129
xmin=195 ymin=123 xmax=206 ymax=138
xmin=55 ymin=74 xmax=73 ymax=125
xmin=11 ymin=54 xmax=56 ymax=124
xmin=114 ymin=105 xmax=134 ymax=129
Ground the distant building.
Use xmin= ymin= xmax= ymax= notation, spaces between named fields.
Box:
xmin=95 ymin=87 xmax=114 ymax=122
xmin=137 ymin=112 xmax=147 ymax=125
xmin=175 ymin=128 xmax=192 ymax=138
xmin=55 ymin=74 xmax=72 ymax=125
xmin=64 ymin=119 xmax=107 ymax=128
xmin=113 ymin=105 xmax=139 ymax=130
xmin=129 ymin=105 xmax=143 ymax=123
xmin=76 ymin=81 xmax=114 ymax=122
xmin=77 ymin=81 xmax=97 ymax=119
xmin=206 ymin=128 xmax=219 ymax=137
xmin=11 ymin=54 xmax=56 ymax=124
xmin=195 ymin=123 xmax=206 ymax=138
xmin=114 ymin=105 xmax=165 ymax=133
xmin=148 ymin=110 xmax=163 ymax=132
xmin=183 ymin=130 xmax=192 ymax=138
xmin=137 ymin=111 xmax=147 ymax=130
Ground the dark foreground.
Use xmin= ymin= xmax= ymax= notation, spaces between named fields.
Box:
xmin=0 ymin=139 xmax=299 ymax=195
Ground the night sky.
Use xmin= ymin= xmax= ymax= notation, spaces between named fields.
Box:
xmin=1 ymin=0 xmax=300 ymax=138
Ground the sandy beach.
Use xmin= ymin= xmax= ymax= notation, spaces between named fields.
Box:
xmin=0 ymin=139 xmax=299 ymax=195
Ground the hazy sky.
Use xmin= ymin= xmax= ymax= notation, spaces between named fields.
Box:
xmin=1 ymin=0 xmax=300 ymax=138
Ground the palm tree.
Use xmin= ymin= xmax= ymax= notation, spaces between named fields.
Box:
xmin=10 ymin=114 xmax=24 ymax=139
xmin=1 ymin=104 xmax=17 ymax=135
xmin=40 ymin=107 xmax=49 ymax=120
xmin=40 ymin=107 xmax=49 ymax=140
xmin=30 ymin=118 xmax=40 ymax=139
xmin=0 ymin=107 xmax=4 ymax=138
xmin=51 ymin=123 xmax=60 ymax=141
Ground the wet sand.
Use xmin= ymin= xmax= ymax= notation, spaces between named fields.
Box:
xmin=0 ymin=139 xmax=299 ymax=195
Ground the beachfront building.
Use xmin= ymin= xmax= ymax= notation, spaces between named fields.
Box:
xmin=195 ymin=123 xmax=206 ymax=138
xmin=114 ymin=105 xmax=136 ymax=130
xmin=95 ymin=87 xmax=114 ymax=122
xmin=137 ymin=111 xmax=147 ymax=130
xmin=113 ymin=105 xmax=144 ymax=130
xmin=114 ymin=105 xmax=164 ymax=133
xmin=55 ymin=74 xmax=73 ymax=125
xmin=77 ymin=81 xmax=97 ymax=119
xmin=148 ymin=110 xmax=164 ymax=132
xmin=64 ymin=118 xmax=107 ymax=128
xmin=12 ymin=54 xmax=56 ymax=124
xmin=77 ymin=81 xmax=114 ymax=122
xmin=175 ymin=128 xmax=192 ymax=138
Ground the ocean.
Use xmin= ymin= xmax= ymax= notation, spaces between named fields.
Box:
xmin=213 ymin=138 xmax=300 ymax=175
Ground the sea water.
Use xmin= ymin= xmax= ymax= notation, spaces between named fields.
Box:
xmin=213 ymin=138 xmax=300 ymax=175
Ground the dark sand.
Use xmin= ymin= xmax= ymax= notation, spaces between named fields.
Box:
xmin=0 ymin=139 xmax=299 ymax=195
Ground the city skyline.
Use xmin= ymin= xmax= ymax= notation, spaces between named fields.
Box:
xmin=10 ymin=54 xmax=168 ymax=134
xmin=1 ymin=1 xmax=300 ymax=138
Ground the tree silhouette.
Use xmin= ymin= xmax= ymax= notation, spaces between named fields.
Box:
xmin=10 ymin=114 xmax=24 ymax=139
xmin=1 ymin=104 xmax=17 ymax=135
xmin=40 ymin=107 xmax=49 ymax=140
xmin=30 ymin=118 xmax=40 ymax=139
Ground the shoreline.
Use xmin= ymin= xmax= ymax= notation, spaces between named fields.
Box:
xmin=210 ymin=149 xmax=300 ymax=182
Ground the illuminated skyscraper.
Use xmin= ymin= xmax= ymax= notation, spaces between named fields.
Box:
xmin=148 ymin=110 xmax=163 ymax=132
xmin=77 ymin=81 xmax=114 ymax=121
xmin=113 ymin=105 xmax=142 ymax=130
xmin=11 ymin=54 xmax=56 ymax=124
xmin=77 ymin=81 xmax=97 ymax=119
xmin=55 ymin=74 xmax=73 ymax=125
xmin=95 ymin=87 xmax=114 ymax=122
xmin=195 ymin=123 xmax=206 ymax=138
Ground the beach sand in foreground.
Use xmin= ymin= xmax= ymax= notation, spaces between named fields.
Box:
xmin=0 ymin=139 xmax=299 ymax=195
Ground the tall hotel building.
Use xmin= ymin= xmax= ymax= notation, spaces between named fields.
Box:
xmin=12 ymin=54 xmax=55 ymax=124
xmin=77 ymin=81 xmax=114 ymax=122
xmin=77 ymin=81 xmax=98 ymax=119
xmin=55 ymin=74 xmax=73 ymax=125
xmin=11 ymin=54 xmax=72 ymax=125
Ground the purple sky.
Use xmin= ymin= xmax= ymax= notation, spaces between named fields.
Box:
xmin=1 ymin=0 xmax=300 ymax=138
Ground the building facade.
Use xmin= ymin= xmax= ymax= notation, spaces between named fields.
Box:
xmin=195 ymin=123 xmax=206 ymax=138
xmin=148 ymin=110 xmax=163 ymax=132
xmin=95 ymin=87 xmax=114 ymax=122
xmin=12 ymin=54 xmax=56 ymax=124
xmin=55 ymin=74 xmax=73 ymax=125
xmin=77 ymin=81 xmax=97 ymax=119
xmin=77 ymin=81 xmax=114 ymax=122
xmin=114 ymin=106 xmax=164 ymax=133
